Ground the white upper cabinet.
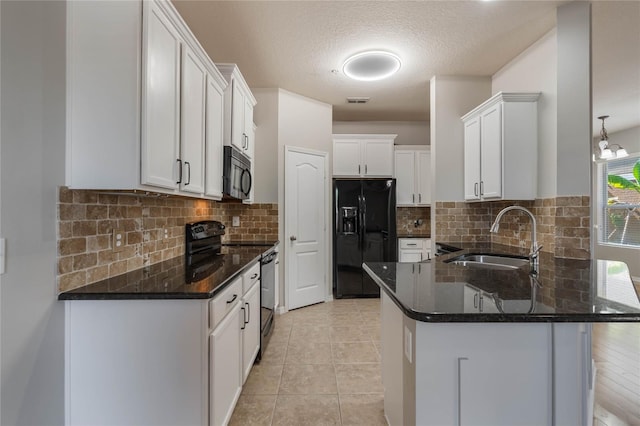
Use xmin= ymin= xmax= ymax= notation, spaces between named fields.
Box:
xmin=333 ymin=134 xmax=396 ymax=177
xmin=216 ymin=64 xmax=257 ymax=160
xmin=394 ymin=146 xmax=430 ymax=206
xmin=205 ymin=74 xmax=225 ymax=198
xmin=141 ymin=1 xmax=181 ymax=190
xmin=66 ymin=0 xmax=227 ymax=199
xmin=178 ymin=45 xmax=207 ymax=194
xmin=461 ymin=92 xmax=540 ymax=201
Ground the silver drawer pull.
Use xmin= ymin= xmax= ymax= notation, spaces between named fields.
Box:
xmin=226 ymin=294 xmax=237 ymax=304
xmin=251 ymin=273 xmax=258 ymax=279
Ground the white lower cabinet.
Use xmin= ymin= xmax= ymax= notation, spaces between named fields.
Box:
xmin=398 ymin=238 xmax=431 ymax=262
xmin=241 ymin=282 xmax=261 ymax=383
xmin=65 ymin=263 xmax=265 ymax=426
xmin=210 ymin=301 xmax=243 ymax=426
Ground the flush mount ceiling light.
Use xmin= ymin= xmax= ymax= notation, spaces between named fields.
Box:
xmin=597 ymin=115 xmax=628 ymax=160
xmin=342 ymin=51 xmax=401 ymax=82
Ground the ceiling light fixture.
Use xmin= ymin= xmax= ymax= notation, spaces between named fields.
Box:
xmin=597 ymin=115 xmax=628 ymax=160
xmin=342 ymin=51 xmax=401 ymax=82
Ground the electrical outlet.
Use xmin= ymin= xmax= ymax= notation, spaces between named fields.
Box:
xmin=232 ymin=216 xmax=240 ymax=227
xmin=112 ymin=229 xmax=125 ymax=252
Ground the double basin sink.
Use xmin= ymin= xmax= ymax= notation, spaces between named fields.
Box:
xmin=444 ymin=253 xmax=530 ymax=271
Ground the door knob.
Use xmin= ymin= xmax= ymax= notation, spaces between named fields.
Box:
xmin=290 ymin=235 xmax=297 ymax=241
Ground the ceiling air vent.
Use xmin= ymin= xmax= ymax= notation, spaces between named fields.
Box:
xmin=346 ymin=97 xmax=370 ymax=104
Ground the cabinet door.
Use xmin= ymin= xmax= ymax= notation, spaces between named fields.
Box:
xmin=333 ymin=140 xmax=361 ymax=176
xmin=416 ymin=150 xmax=431 ymax=205
xmin=463 ymin=116 xmax=481 ymax=201
xmin=180 ymin=46 xmax=206 ymax=194
xmin=463 ymin=285 xmax=480 ymax=313
xmin=141 ymin=2 xmax=181 ymax=189
xmin=244 ymin=99 xmax=255 ymax=159
xmin=394 ymin=151 xmax=416 ymax=206
xmin=241 ymin=282 xmax=261 ymax=383
xmin=479 ymin=103 xmax=502 ymax=199
xmin=362 ymin=140 xmax=393 ymax=177
xmin=230 ymin=79 xmax=246 ymax=152
xmin=210 ymin=303 xmax=242 ymax=426
xmin=399 ymin=249 xmax=423 ymax=263
xmin=205 ymin=74 xmax=224 ymax=198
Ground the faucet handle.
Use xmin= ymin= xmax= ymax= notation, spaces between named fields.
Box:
xmin=531 ymin=244 xmax=543 ymax=257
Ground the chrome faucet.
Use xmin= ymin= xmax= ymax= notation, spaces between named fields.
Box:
xmin=489 ymin=206 xmax=542 ymax=269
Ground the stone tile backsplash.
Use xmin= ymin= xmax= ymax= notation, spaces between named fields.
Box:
xmin=57 ymin=187 xmax=278 ymax=292
xmin=435 ymin=196 xmax=590 ymax=259
xmin=397 ymin=207 xmax=431 ymax=236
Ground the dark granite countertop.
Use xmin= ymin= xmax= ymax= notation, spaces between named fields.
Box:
xmin=364 ymin=242 xmax=640 ymax=323
xmin=58 ymin=245 xmax=275 ymax=300
xmin=397 ymin=234 xmax=431 ymax=239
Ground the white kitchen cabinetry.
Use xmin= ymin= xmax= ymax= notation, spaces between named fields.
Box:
xmin=210 ymin=298 xmax=242 ymax=426
xmin=205 ymin=73 xmax=225 ymax=198
xmin=66 ymin=0 xmax=227 ymax=199
xmin=333 ymin=134 xmax=396 ymax=177
xmin=461 ymin=92 xmax=540 ymax=201
xmin=65 ymin=261 xmax=267 ymax=426
xmin=398 ymin=238 xmax=431 ymax=262
xmin=394 ymin=146 xmax=430 ymax=206
xmin=216 ymin=64 xmax=257 ymax=160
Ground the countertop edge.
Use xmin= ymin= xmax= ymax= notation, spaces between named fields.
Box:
xmin=362 ymin=263 xmax=640 ymax=323
xmin=58 ymin=250 xmax=267 ymax=301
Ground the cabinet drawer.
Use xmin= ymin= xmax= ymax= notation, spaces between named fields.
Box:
xmin=399 ymin=238 xmax=425 ymax=249
xmin=242 ymin=262 xmax=260 ymax=294
xmin=210 ymin=275 xmax=243 ymax=329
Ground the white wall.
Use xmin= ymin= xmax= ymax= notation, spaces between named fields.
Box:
xmin=332 ymin=121 xmax=430 ymax=145
xmin=430 ymin=76 xmax=491 ymax=202
xmin=492 ymin=29 xmax=558 ymax=199
xmin=253 ymin=89 xmax=279 ymax=203
xmin=1 ymin=1 xmax=66 ymax=424
xmin=605 ymin=125 xmax=640 ymax=156
xmin=256 ymin=89 xmax=333 ymax=309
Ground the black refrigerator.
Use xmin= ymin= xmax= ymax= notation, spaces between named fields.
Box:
xmin=333 ymin=179 xmax=397 ymax=298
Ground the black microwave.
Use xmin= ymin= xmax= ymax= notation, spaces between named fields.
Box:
xmin=223 ymin=146 xmax=252 ymax=200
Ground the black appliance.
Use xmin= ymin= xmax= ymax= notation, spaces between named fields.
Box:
xmin=258 ymin=246 xmax=277 ymax=360
xmin=185 ymin=220 xmax=226 ymax=283
xmin=333 ymin=179 xmax=397 ymax=298
xmin=223 ymin=146 xmax=252 ymax=200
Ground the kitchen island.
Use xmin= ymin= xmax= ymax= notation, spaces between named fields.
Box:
xmin=363 ymin=243 xmax=640 ymax=426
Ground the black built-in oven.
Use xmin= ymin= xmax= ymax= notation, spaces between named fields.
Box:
xmin=223 ymin=146 xmax=252 ymax=200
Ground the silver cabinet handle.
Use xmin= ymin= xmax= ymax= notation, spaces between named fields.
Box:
xmin=474 ymin=182 xmax=478 ymax=197
xmin=365 ymin=164 xmax=368 ymax=174
xmin=240 ymin=306 xmax=246 ymax=330
xmin=474 ymin=293 xmax=478 ymax=309
xmin=358 ymin=164 xmax=361 ymax=174
xmin=407 ymin=243 xmax=417 ymax=246
xmin=419 ymin=193 xmax=422 ymax=203
xmin=457 ymin=357 xmax=469 ymax=426
xmin=412 ymin=194 xmax=415 ymax=203
xmin=290 ymin=235 xmax=297 ymax=241
xmin=480 ymin=181 xmax=484 ymax=196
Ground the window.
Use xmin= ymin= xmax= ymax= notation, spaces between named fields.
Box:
xmin=598 ymin=154 xmax=640 ymax=247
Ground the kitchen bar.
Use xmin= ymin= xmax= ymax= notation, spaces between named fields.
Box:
xmin=363 ymin=243 xmax=640 ymax=426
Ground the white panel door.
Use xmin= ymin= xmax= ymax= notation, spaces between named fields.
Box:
xmin=463 ymin=117 xmax=481 ymax=201
xmin=285 ymin=147 xmax=327 ymax=310
xmin=417 ymin=150 xmax=431 ymax=205
xmin=180 ymin=46 xmax=206 ymax=194
xmin=333 ymin=140 xmax=361 ymax=176
xmin=244 ymin=99 xmax=254 ymax=159
xmin=362 ymin=140 xmax=394 ymax=176
xmin=394 ymin=151 xmax=415 ymax=206
xmin=480 ymin=103 xmax=502 ymax=199
xmin=141 ymin=2 xmax=180 ymax=189
xmin=205 ymin=74 xmax=224 ymax=198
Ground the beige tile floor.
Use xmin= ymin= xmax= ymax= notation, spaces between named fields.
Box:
xmin=230 ymin=298 xmax=386 ymax=426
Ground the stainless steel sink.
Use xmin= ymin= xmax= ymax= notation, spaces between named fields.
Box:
xmin=444 ymin=253 xmax=530 ymax=270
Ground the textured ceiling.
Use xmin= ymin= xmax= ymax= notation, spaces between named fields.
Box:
xmin=172 ymin=0 xmax=639 ymax=133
